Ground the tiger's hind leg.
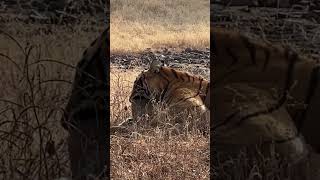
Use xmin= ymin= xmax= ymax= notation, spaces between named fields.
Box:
xmin=167 ymin=95 xmax=209 ymax=134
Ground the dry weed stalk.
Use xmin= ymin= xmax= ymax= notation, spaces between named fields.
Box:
xmin=0 ymin=30 xmax=74 ymax=179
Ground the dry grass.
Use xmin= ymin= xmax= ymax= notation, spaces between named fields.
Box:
xmin=110 ymin=0 xmax=210 ymax=53
xmin=110 ymin=68 xmax=140 ymax=125
xmin=0 ymin=20 xmax=104 ymax=179
xmin=110 ymin=68 xmax=210 ymax=179
xmin=111 ymin=136 xmax=209 ymax=179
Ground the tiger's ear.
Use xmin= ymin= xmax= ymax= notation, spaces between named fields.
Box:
xmin=149 ymin=60 xmax=162 ymax=73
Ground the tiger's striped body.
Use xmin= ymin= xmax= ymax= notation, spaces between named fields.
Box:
xmin=212 ymin=27 xmax=320 ymax=161
xmin=213 ymin=28 xmax=319 ymax=104
xmin=129 ymin=61 xmax=210 ymax=127
xmin=62 ymin=28 xmax=109 ymax=179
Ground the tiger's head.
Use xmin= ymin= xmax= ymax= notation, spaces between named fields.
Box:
xmin=128 ymin=60 xmax=170 ymax=123
xmin=129 ymin=60 xmax=168 ymax=103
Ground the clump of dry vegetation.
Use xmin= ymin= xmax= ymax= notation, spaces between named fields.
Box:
xmin=110 ymin=0 xmax=210 ymax=53
xmin=0 ymin=20 xmax=104 ymax=179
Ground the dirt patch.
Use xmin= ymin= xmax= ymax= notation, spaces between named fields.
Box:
xmin=111 ymin=48 xmax=210 ymax=79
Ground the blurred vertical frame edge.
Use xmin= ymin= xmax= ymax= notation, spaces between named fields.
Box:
xmin=104 ymin=0 xmax=111 ymax=179
xmin=209 ymin=0 xmax=214 ymax=179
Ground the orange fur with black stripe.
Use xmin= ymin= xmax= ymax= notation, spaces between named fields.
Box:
xmin=212 ymin=27 xmax=320 ymax=152
xmin=212 ymin=27 xmax=319 ymax=104
xmin=129 ymin=61 xmax=210 ymax=124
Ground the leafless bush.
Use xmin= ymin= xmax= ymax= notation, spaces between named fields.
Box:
xmin=0 ymin=20 xmax=102 ymax=179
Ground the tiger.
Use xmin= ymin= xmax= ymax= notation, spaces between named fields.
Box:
xmin=212 ymin=27 xmax=319 ymax=104
xmin=125 ymin=60 xmax=210 ymax=133
xmin=211 ymin=26 xmax=320 ymax=179
xmin=213 ymin=82 xmax=320 ymax=180
xmin=61 ymin=27 xmax=109 ymax=180
xmin=212 ymin=27 xmax=320 ymax=154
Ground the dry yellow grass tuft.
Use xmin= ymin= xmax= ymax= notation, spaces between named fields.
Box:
xmin=111 ymin=135 xmax=209 ymax=179
xmin=110 ymin=67 xmax=142 ymax=125
xmin=110 ymin=0 xmax=210 ymax=53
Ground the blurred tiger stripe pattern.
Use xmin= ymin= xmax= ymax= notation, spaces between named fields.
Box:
xmin=212 ymin=27 xmax=320 ymax=158
xmin=62 ymin=27 xmax=109 ymax=180
xmin=212 ymin=27 xmax=319 ymax=104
